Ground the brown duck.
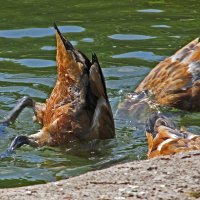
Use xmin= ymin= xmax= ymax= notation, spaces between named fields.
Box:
xmin=146 ymin=112 xmax=200 ymax=158
xmin=117 ymin=38 xmax=200 ymax=120
xmin=1 ymin=24 xmax=115 ymax=153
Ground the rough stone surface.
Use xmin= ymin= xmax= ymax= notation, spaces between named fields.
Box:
xmin=1 ymin=151 xmax=200 ymax=200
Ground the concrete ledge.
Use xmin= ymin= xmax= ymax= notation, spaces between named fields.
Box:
xmin=1 ymin=151 xmax=200 ymax=200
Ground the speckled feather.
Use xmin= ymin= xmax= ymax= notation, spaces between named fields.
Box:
xmin=31 ymin=25 xmax=115 ymax=146
xmin=146 ymin=113 xmax=200 ymax=158
xmin=135 ymin=38 xmax=200 ymax=111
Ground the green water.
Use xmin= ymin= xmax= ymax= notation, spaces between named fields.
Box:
xmin=1 ymin=0 xmax=200 ymax=188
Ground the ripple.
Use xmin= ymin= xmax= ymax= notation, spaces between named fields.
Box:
xmin=0 ymin=73 xmax=55 ymax=86
xmin=103 ymin=66 xmax=149 ymax=78
xmin=107 ymin=76 xmax=143 ymax=90
xmin=0 ymin=86 xmax=47 ymax=98
xmin=137 ymin=9 xmax=164 ymax=13
xmin=81 ymin=38 xmax=94 ymax=42
xmin=41 ymin=46 xmax=56 ymax=51
xmin=0 ymin=26 xmax=85 ymax=39
xmin=104 ymin=66 xmax=149 ymax=90
xmin=0 ymin=57 xmax=55 ymax=68
xmin=108 ymin=34 xmax=156 ymax=41
xmin=152 ymin=25 xmax=171 ymax=28
xmin=169 ymin=35 xmax=181 ymax=39
xmin=0 ymin=166 xmax=55 ymax=182
xmin=70 ymin=41 xmax=78 ymax=46
xmin=17 ymin=59 xmax=55 ymax=68
xmin=112 ymin=51 xmax=165 ymax=61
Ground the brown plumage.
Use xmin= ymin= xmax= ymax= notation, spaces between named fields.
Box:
xmin=2 ymin=25 xmax=114 ymax=152
xmin=117 ymin=38 xmax=200 ymax=118
xmin=146 ymin=113 xmax=200 ymax=158
xmin=31 ymin=25 xmax=115 ymax=146
xmin=136 ymin=38 xmax=200 ymax=111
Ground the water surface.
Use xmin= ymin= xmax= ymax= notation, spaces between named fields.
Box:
xmin=1 ymin=0 xmax=200 ymax=188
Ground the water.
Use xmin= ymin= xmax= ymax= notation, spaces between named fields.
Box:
xmin=1 ymin=0 xmax=200 ymax=188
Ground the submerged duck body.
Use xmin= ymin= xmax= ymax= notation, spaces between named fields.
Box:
xmin=136 ymin=38 xmax=200 ymax=111
xmin=146 ymin=113 xmax=200 ymax=158
xmin=117 ymin=38 xmax=200 ymax=120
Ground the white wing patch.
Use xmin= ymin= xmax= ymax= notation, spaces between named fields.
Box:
xmin=188 ymin=62 xmax=200 ymax=82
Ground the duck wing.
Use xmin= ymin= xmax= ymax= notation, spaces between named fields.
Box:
xmin=88 ymin=54 xmax=115 ymax=139
xmin=42 ymin=24 xmax=91 ymax=126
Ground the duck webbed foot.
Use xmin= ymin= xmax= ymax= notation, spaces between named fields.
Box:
xmin=0 ymin=96 xmax=34 ymax=126
xmin=0 ymin=135 xmax=38 ymax=158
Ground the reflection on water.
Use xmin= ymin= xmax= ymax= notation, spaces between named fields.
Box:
xmin=137 ymin=9 xmax=164 ymax=13
xmin=0 ymin=26 xmax=85 ymax=38
xmin=108 ymin=34 xmax=156 ymax=41
xmin=112 ymin=51 xmax=165 ymax=61
xmin=0 ymin=57 xmax=55 ymax=68
xmin=81 ymin=38 xmax=94 ymax=42
xmin=151 ymin=25 xmax=171 ymax=28
xmin=0 ymin=0 xmax=200 ymax=188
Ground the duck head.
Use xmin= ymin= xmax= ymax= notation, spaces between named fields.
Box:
xmin=145 ymin=112 xmax=177 ymax=158
xmin=145 ymin=112 xmax=200 ymax=158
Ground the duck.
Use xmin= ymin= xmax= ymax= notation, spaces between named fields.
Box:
xmin=116 ymin=38 xmax=200 ymax=122
xmin=3 ymin=24 xmax=115 ymax=153
xmin=145 ymin=112 xmax=200 ymax=158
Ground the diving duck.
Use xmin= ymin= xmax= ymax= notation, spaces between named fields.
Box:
xmin=117 ymin=38 xmax=200 ymax=121
xmin=2 ymin=24 xmax=115 ymax=152
xmin=146 ymin=112 xmax=200 ymax=158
